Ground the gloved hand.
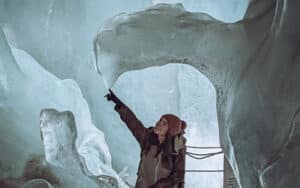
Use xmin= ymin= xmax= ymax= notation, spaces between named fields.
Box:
xmin=104 ymin=89 xmax=123 ymax=106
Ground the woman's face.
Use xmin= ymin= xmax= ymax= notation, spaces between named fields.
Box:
xmin=154 ymin=117 xmax=169 ymax=136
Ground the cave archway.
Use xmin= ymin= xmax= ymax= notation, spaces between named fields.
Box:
xmin=93 ymin=2 xmax=289 ymax=187
xmin=109 ymin=63 xmax=224 ymax=187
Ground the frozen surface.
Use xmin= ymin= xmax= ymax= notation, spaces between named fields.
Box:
xmin=0 ymin=0 xmax=253 ymax=187
xmin=0 ymin=30 xmax=127 ymax=187
xmin=40 ymin=109 xmax=81 ymax=169
xmin=22 ymin=179 xmax=54 ymax=188
xmin=94 ymin=1 xmax=300 ymax=187
xmin=2 ymin=0 xmax=300 ymax=188
xmin=93 ymin=3 xmax=251 ymax=90
xmin=40 ymin=109 xmax=124 ymax=188
xmin=152 ymin=0 xmax=249 ymax=22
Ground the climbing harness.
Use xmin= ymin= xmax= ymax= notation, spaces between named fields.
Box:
xmin=185 ymin=145 xmax=224 ymax=173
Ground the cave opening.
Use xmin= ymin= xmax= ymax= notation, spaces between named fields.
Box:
xmin=110 ymin=63 xmax=225 ymax=187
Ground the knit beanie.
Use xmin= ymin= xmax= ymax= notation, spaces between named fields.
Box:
xmin=161 ymin=114 xmax=186 ymax=136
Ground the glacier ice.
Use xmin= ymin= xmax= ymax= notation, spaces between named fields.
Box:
xmin=93 ymin=3 xmax=253 ymax=90
xmin=0 ymin=1 xmax=247 ymax=186
xmin=152 ymin=0 xmax=249 ymax=23
xmin=22 ymin=179 xmax=54 ymax=188
xmin=94 ymin=1 xmax=300 ymax=187
xmin=0 ymin=29 xmax=127 ymax=187
xmin=40 ymin=109 xmax=125 ymax=188
xmin=40 ymin=109 xmax=83 ymax=171
xmin=2 ymin=0 xmax=300 ymax=187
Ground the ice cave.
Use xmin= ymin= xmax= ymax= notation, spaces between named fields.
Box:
xmin=0 ymin=0 xmax=299 ymax=188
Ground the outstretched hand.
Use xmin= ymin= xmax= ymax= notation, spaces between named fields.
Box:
xmin=104 ymin=89 xmax=123 ymax=105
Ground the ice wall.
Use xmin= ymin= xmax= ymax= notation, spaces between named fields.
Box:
xmin=0 ymin=30 xmax=127 ymax=187
xmin=0 ymin=1 xmax=255 ymax=187
xmin=94 ymin=1 xmax=300 ymax=187
xmin=152 ymin=0 xmax=249 ymax=23
xmin=40 ymin=109 xmax=123 ymax=188
xmin=93 ymin=3 xmax=252 ymax=90
xmin=0 ymin=2 xmax=152 ymax=181
xmin=3 ymin=0 xmax=299 ymax=187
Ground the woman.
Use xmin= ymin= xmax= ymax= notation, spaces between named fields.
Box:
xmin=105 ymin=89 xmax=186 ymax=188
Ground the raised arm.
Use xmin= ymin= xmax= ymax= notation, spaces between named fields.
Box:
xmin=105 ymin=89 xmax=149 ymax=147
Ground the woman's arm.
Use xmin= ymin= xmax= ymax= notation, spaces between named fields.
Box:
xmin=105 ymin=89 xmax=149 ymax=147
xmin=115 ymin=103 xmax=149 ymax=147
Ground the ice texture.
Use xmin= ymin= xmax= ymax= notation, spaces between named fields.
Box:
xmin=40 ymin=109 xmax=82 ymax=171
xmin=93 ymin=3 xmax=250 ymax=90
xmin=0 ymin=1 xmax=252 ymax=187
xmin=0 ymin=30 xmax=127 ymax=187
xmin=2 ymin=0 xmax=300 ymax=187
xmin=0 ymin=2 xmax=153 ymax=184
xmin=94 ymin=1 xmax=300 ymax=187
xmin=22 ymin=179 xmax=54 ymax=188
xmin=152 ymin=0 xmax=249 ymax=22
xmin=40 ymin=109 xmax=125 ymax=188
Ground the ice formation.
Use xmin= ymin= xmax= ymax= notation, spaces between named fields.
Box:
xmin=22 ymin=179 xmax=54 ymax=188
xmin=152 ymin=0 xmax=249 ymax=22
xmin=40 ymin=109 xmax=81 ymax=170
xmin=1 ymin=0 xmax=299 ymax=187
xmin=94 ymin=1 xmax=300 ymax=187
xmin=40 ymin=109 xmax=124 ymax=188
xmin=1 ymin=1 xmax=251 ymax=186
xmin=0 ymin=30 xmax=127 ymax=187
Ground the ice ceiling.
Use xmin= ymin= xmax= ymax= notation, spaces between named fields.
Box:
xmin=1 ymin=0 xmax=300 ymax=188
